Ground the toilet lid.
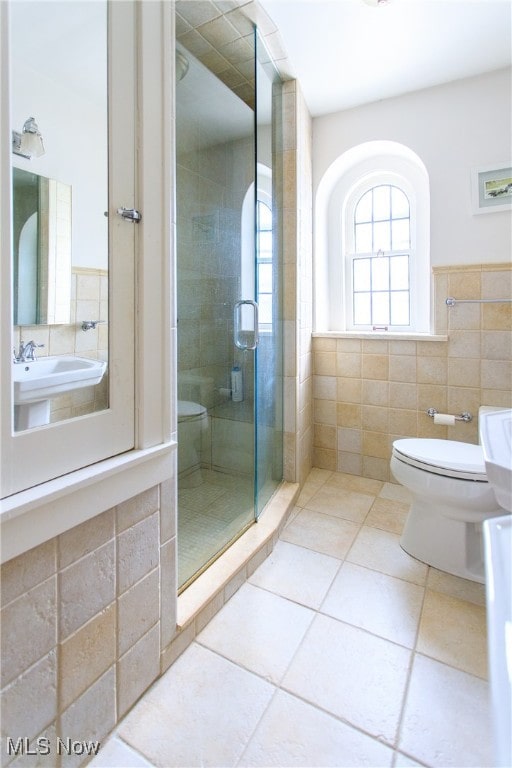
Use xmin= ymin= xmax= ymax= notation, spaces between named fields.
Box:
xmin=393 ymin=438 xmax=487 ymax=479
xmin=178 ymin=400 xmax=207 ymax=419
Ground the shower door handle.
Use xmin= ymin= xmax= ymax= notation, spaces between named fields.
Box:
xmin=234 ymin=300 xmax=259 ymax=350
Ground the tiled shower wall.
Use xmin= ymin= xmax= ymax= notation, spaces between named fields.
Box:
xmin=313 ymin=263 xmax=512 ymax=481
xmin=0 ymin=481 xmax=177 ymax=768
xmin=13 ymin=267 xmax=108 ymax=421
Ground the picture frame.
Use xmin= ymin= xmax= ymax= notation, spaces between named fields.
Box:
xmin=471 ymin=162 xmax=512 ymax=214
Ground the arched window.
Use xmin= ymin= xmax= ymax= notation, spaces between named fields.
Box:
xmin=315 ymin=141 xmax=430 ymax=333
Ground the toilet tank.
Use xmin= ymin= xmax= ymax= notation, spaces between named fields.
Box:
xmin=178 ymin=372 xmax=214 ymax=409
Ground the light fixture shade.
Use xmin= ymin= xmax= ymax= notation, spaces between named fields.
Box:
xmin=12 ymin=116 xmax=45 ymax=159
xmin=20 ymin=130 xmax=45 ymax=158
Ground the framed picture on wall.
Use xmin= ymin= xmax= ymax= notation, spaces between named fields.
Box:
xmin=471 ymin=162 xmax=512 ymax=214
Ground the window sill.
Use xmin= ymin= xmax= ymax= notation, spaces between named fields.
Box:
xmin=0 ymin=441 xmax=176 ymax=564
xmin=312 ymin=331 xmax=448 ymax=342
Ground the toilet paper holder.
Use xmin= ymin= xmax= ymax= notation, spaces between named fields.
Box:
xmin=426 ymin=408 xmax=472 ymax=422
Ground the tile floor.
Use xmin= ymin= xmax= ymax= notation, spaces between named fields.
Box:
xmin=91 ymin=468 xmax=492 ymax=768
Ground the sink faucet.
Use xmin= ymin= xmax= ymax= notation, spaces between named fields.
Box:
xmin=13 ymin=340 xmax=44 ymax=363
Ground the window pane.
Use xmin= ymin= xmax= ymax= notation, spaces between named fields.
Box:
xmin=391 ymin=186 xmax=409 ymax=219
xmin=355 ymin=222 xmax=372 ymax=253
xmin=390 ymin=255 xmax=409 ymax=290
xmin=390 ymin=291 xmax=410 ymax=325
xmin=391 ymin=218 xmax=410 ymax=250
xmin=258 ymin=294 xmax=272 ymax=325
xmin=258 ymin=201 xmax=272 ymax=228
xmin=372 ymin=255 xmax=389 ymax=291
xmin=258 ymin=262 xmax=272 ymax=292
xmin=258 ymin=231 xmax=272 ymax=259
xmin=373 ymin=221 xmax=391 ymax=252
xmin=355 ymin=190 xmax=372 ymax=223
xmin=353 ymin=258 xmax=370 ymax=291
xmin=372 ymin=292 xmax=390 ymax=325
xmin=373 ymin=185 xmax=390 ymax=221
xmin=354 ymin=292 xmax=371 ymax=325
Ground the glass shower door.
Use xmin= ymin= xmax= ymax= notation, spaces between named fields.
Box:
xmin=254 ymin=33 xmax=283 ymax=518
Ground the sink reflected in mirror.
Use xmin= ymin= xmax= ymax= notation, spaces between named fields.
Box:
xmin=13 ymin=356 xmax=107 ymax=430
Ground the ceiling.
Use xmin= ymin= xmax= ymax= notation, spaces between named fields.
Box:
xmin=258 ymin=0 xmax=512 ymax=117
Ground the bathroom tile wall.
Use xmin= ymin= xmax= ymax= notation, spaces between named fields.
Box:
xmin=312 ymin=263 xmax=512 ymax=481
xmin=13 ymin=267 xmax=108 ymax=421
xmin=281 ymin=79 xmax=314 ymax=487
xmin=0 ymin=481 xmax=177 ymax=768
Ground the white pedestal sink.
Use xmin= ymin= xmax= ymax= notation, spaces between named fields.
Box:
xmin=480 ymin=407 xmax=512 ymax=768
xmin=13 ymin=356 xmax=107 ymax=430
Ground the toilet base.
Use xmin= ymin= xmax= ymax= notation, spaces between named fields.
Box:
xmin=400 ymin=498 xmax=486 ymax=583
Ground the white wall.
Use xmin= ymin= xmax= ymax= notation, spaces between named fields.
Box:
xmin=313 ymin=68 xmax=512 ymax=267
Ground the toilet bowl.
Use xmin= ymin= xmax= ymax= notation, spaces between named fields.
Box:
xmin=391 ymin=435 xmax=506 ymax=583
xmin=178 ymin=400 xmax=209 ymax=488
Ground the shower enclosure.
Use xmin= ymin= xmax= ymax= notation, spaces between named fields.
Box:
xmin=176 ymin=28 xmax=283 ymax=591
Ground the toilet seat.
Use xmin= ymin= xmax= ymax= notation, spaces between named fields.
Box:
xmin=178 ymin=400 xmax=207 ymax=421
xmin=393 ymin=438 xmax=487 ymax=481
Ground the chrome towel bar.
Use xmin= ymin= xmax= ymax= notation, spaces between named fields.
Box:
xmin=446 ymin=297 xmax=512 ymax=306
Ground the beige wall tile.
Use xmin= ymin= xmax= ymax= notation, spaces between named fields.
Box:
xmin=312 ymin=447 xmax=336 ymax=471
xmin=417 ymin=356 xmax=447 ymax=385
xmin=481 ymin=360 xmax=512 ymax=390
xmin=362 ymin=354 xmax=389 ymax=380
xmin=0 ymin=651 xmax=57 ymax=757
xmin=60 ymin=604 xmax=116 ymax=711
xmin=389 ymin=408 xmax=418 ymax=437
xmin=362 ymin=379 xmax=389 ymax=407
xmin=336 ymin=352 xmax=361 ymax=378
xmin=1 ymin=539 xmax=56 ymax=609
xmin=338 ymin=451 xmax=363 ymax=476
xmin=60 ymin=541 xmax=116 ymax=641
xmin=313 ymin=424 xmax=336 ymax=450
xmin=337 ymin=427 xmax=362 ymax=454
xmin=481 ymin=330 xmax=512 ymax=360
xmin=314 ymin=351 xmax=336 ymax=376
xmin=116 ymin=488 xmax=160 ymax=535
xmin=481 ymin=268 xmax=512 ymax=299
xmin=58 ymin=509 xmax=114 ymax=570
xmin=313 ymin=375 xmax=336 ymax=400
xmin=314 ymin=398 xmax=336 ymax=426
xmin=60 ymin=668 xmax=116 ymax=768
xmin=118 ymin=568 xmax=160 ymax=657
xmin=337 ymin=377 xmax=362 ymax=403
xmin=389 ymin=355 xmax=416 ymax=383
xmin=160 ymin=538 xmax=178 ymax=649
xmin=389 ymin=382 xmax=417 ymax=410
xmin=1 ymin=578 xmax=57 ymax=689
xmin=118 ymin=513 xmax=160 ymax=594
xmin=448 ymin=330 xmax=481 ymax=359
xmin=118 ymin=625 xmax=160 ymax=719
xmin=417 ymin=384 xmax=447 ymax=412
xmin=337 ymin=402 xmax=361 ymax=428
xmin=362 ymin=405 xmax=388 ymax=433
xmin=447 ymin=358 xmax=481 ymax=388
xmin=362 ymin=431 xmax=390 ymax=460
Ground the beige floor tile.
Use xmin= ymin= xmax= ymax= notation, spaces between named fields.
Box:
xmin=197 ymin=583 xmax=315 ymax=684
xmin=282 ymin=614 xmax=411 ymax=744
xmin=324 ymin=472 xmax=384 ymax=496
xmin=399 ymin=654 xmax=492 ymax=767
xmin=280 ymin=508 xmax=360 ymax=559
xmin=347 ymin=526 xmax=428 ymax=585
xmin=249 ymin=541 xmax=341 ymax=609
xmin=322 ymin=562 xmax=424 ymax=648
xmin=379 ymin=482 xmax=412 ymax=503
xmin=240 ymin=689 xmax=394 ymax=767
xmin=89 ymin=737 xmax=154 ymax=767
xmin=117 ymin=643 xmax=274 ymax=767
xmin=427 ymin=567 xmax=486 ymax=606
xmin=296 ymin=468 xmax=332 ymax=507
xmin=365 ymin=497 xmax=409 ymax=535
xmin=417 ymin=590 xmax=488 ymax=678
xmin=393 ymin=753 xmax=427 ymax=767
xmin=305 ymin=484 xmax=374 ymax=523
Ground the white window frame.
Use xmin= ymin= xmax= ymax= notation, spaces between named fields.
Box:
xmin=315 ymin=141 xmax=430 ymax=334
xmin=344 ymin=173 xmax=416 ymax=332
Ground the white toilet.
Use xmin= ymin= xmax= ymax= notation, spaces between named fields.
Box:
xmin=178 ymin=400 xmax=209 ymax=488
xmin=390 ymin=408 xmax=507 ymax=583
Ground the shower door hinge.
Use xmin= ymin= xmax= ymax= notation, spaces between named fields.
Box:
xmin=117 ymin=207 xmax=142 ymax=223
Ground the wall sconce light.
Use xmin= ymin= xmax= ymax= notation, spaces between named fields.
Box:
xmin=12 ymin=117 xmax=45 ymax=159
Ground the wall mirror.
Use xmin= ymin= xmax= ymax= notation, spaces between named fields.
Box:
xmin=13 ymin=168 xmax=72 ymax=325
xmin=10 ymin=0 xmax=109 ymax=430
